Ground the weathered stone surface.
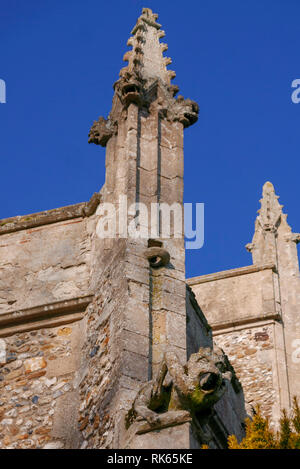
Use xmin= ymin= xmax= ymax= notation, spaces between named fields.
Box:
xmin=0 ymin=321 xmax=84 ymax=449
xmin=0 ymin=193 xmax=100 ymax=236
xmin=0 ymin=219 xmax=92 ymax=314
xmin=190 ymin=182 xmax=300 ymax=428
xmin=125 ymin=421 xmax=191 ymax=449
xmin=0 ymin=7 xmax=248 ymax=451
xmin=190 ymin=265 xmax=278 ymax=329
xmin=24 ymin=357 xmax=47 ymax=374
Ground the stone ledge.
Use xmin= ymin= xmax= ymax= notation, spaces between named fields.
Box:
xmin=0 ymin=192 xmax=101 ymax=236
xmin=187 ymin=263 xmax=276 ymax=286
xmin=0 ymin=295 xmax=94 ymax=337
xmin=211 ymin=311 xmax=281 ymax=334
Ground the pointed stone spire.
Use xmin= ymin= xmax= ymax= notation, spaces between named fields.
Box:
xmin=88 ymin=8 xmax=199 ymax=147
xmin=246 ymin=181 xmax=284 ymax=265
xmin=257 ymin=181 xmax=284 ymax=231
xmin=246 ymin=183 xmax=300 ymax=408
xmin=246 ymin=181 xmax=300 ymax=265
xmin=121 ymin=8 xmax=176 ymax=86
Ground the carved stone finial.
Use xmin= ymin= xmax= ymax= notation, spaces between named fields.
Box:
xmin=257 ymin=181 xmax=283 ymax=231
xmin=88 ymin=8 xmax=199 ymax=146
xmin=122 ymin=8 xmax=176 ymax=86
xmin=247 ymin=181 xmax=294 ymax=264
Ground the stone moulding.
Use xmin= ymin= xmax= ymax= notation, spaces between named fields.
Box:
xmin=187 ymin=263 xmax=277 ymax=286
xmin=213 ymin=317 xmax=280 ymax=337
xmin=211 ymin=311 xmax=281 ymax=334
xmin=0 ymin=192 xmax=101 ymax=236
xmin=0 ymin=294 xmax=94 ymax=337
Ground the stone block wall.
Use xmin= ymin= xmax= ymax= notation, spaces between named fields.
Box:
xmin=186 ymin=286 xmax=246 ymax=447
xmin=0 ymin=204 xmax=248 ymax=449
xmin=214 ymin=325 xmax=276 ymax=423
xmin=0 ymin=216 xmax=91 ymax=314
xmin=0 ymin=320 xmax=85 ymax=449
xmin=189 ymin=264 xmax=290 ymax=427
xmin=0 ymin=202 xmax=98 ymax=449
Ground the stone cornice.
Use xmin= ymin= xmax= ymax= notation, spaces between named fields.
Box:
xmin=187 ymin=263 xmax=276 ymax=286
xmin=211 ymin=311 xmax=281 ymax=334
xmin=0 ymin=192 xmax=101 ymax=236
xmin=0 ymin=295 xmax=94 ymax=337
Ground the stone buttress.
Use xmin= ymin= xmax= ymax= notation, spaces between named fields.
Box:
xmin=85 ymin=7 xmax=198 ymax=448
xmin=84 ymin=8 xmax=246 ymax=449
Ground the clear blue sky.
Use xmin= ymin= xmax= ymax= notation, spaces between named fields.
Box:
xmin=1 ymin=0 xmax=299 ymax=278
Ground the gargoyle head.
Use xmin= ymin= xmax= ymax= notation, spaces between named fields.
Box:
xmin=173 ymin=96 xmax=199 ymax=128
xmin=88 ymin=117 xmax=114 ymax=147
xmin=185 ymin=347 xmax=231 ymax=412
xmin=114 ymin=71 xmax=145 ymax=108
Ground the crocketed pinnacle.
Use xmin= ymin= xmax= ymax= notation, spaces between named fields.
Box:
xmin=88 ymin=8 xmax=199 ymax=146
xmin=246 ymin=181 xmax=288 ymax=260
xmin=120 ymin=8 xmax=176 ymax=85
xmin=257 ymin=181 xmax=284 ymax=230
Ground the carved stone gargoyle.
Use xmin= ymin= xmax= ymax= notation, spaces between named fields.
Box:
xmin=170 ymin=95 xmax=199 ymax=128
xmin=125 ymin=347 xmax=234 ymax=432
xmin=88 ymin=117 xmax=115 ymax=147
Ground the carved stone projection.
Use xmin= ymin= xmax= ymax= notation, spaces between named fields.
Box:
xmin=88 ymin=117 xmax=115 ymax=146
xmin=144 ymin=246 xmax=170 ymax=268
xmin=125 ymin=346 xmax=240 ymax=444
